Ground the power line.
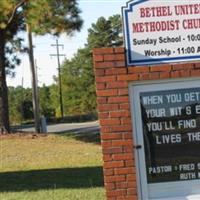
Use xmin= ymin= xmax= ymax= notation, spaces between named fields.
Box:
xmin=50 ymin=39 xmax=65 ymax=118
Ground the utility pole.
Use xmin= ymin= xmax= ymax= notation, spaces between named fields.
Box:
xmin=27 ymin=24 xmax=40 ymax=133
xmin=50 ymin=39 xmax=65 ymax=118
xmin=20 ymin=77 xmax=24 ymax=132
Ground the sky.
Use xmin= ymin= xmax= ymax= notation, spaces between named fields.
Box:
xmin=7 ymin=0 xmax=126 ymax=88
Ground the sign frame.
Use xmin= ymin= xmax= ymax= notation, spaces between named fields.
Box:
xmin=129 ymin=77 xmax=200 ymax=199
xmin=122 ymin=0 xmax=200 ymax=66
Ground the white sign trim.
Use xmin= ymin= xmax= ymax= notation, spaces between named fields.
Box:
xmin=130 ymin=78 xmax=200 ymax=199
xmin=122 ymin=0 xmax=200 ymax=66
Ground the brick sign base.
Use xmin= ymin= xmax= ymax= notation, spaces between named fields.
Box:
xmin=93 ymin=47 xmax=200 ymax=200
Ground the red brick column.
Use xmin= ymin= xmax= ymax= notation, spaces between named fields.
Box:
xmin=93 ymin=47 xmax=200 ymax=200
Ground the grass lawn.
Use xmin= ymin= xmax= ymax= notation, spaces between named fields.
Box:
xmin=0 ymin=131 xmax=105 ymax=200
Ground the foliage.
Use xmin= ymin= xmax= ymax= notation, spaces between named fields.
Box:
xmin=2 ymin=0 xmax=83 ymax=72
xmin=9 ymin=85 xmax=57 ymax=124
xmin=8 ymin=14 xmax=122 ymax=122
xmin=57 ymin=14 xmax=123 ymax=116
xmin=87 ymin=14 xmax=123 ymax=49
xmin=49 ymin=83 xmax=60 ymax=118
xmin=8 ymin=86 xmax=33 ymax=124
xmin=9 ymin=86 xmax=23 ymax=124
xmin=60 ymin=48 xmax=96 ymax=115
xmin=0 ymin=0 xmax=83 ymax=132
xmin=0 ymin=0 xmax=82 ymax=35
xmin=39 ymin=84 xmax=55 ymax=118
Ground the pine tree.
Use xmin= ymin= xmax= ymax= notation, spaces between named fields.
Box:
xmin=59 ymin=15 xmax=122 ymax=116
xmin=87 ymin=14 xmax=123 ymax=49
xmin=0 ymin=0 xmax=83 ymax=133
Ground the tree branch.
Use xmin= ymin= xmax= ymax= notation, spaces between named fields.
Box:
xmin=6 ymin=0 xmax=28 ymax=28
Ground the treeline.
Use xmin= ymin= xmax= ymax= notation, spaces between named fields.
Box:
xmin=9 ymin=85 xmax=52 ymax=124
xmin=9 ymin=84 xmax=96 ymax=124
xmin=8 ymin=15 xmax=123 ymax=124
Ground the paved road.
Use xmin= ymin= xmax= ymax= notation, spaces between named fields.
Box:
xmin=14 ymin=121 xmax=100 ymax=134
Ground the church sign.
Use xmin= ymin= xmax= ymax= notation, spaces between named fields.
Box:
xmin=131 ymin=79 xmax=200 ymax=199
xmin=122 ymin=0 xmax=200 ymax=66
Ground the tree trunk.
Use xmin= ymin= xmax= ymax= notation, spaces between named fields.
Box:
xmin=0 ymin=31 xmax=10 ymax=133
